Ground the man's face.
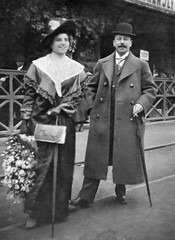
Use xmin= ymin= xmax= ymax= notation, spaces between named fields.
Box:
xmin=113 ymin=34 xmax=132 ymax=56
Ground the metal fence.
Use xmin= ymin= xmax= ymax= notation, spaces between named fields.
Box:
xmin=0 ymin=69 xmax=26 ymax=136
xmin=0 ymin=70 xmax=175 ymax=136
xmin=146 ymin=78 xmax=175 ymax=121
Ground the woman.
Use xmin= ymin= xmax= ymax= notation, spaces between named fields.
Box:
xmin=20 ymin=19 xmax=87 ymax=229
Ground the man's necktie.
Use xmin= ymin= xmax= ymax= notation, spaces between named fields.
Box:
xmin=116 ymin=58 xmax=125 ymax=70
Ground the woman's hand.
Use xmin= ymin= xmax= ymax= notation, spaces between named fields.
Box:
xmin=19 ymin=134 xmax=38 ymax=153
xmin=47 ymin=106 xmax=62 ymax=116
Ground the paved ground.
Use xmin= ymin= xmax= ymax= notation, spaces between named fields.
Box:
xmin=0 ymin=120 xmax=175 ymax=240
xmin=75 ymin=120 xmax=175 ymax=164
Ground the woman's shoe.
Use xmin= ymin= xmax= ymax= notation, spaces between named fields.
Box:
xmin=25 ymin=217 xmax=37 ymax=229
xmin=70 ymin=197 xmax=90 ymax=208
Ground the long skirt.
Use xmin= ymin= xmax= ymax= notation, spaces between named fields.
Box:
xmin=24 ymin=113 xmax=75 ymax=222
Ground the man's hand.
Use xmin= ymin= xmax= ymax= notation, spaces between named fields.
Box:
xmin=133 ymin=103 xmax=143 ymax=117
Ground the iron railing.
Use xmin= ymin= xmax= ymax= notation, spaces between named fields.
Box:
xmin=0 ymin=70 xmax=175 ymax=136
xmin=146 ymin=78 xmax=175 ymax=121
xmin=0 ymin=69 xmax=26 ymax=136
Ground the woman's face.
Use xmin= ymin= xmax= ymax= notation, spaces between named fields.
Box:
xmin=51 ymin=33 xmax=70 ymax=55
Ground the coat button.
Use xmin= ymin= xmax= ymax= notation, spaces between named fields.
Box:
xmin=130 ymin=118 xmax=134 ymax=121
xmin=99 ymin=97 xmax=103 ymax=102
xmin=103 ymin=82 xmax=108 ymax=86
xmin=96 ymin=114 xmax=100 ymax=119
xmin=130 ymin=100 xmax=135 ymax=105
xmin=130 ymin=83 xmax=134 ymax=88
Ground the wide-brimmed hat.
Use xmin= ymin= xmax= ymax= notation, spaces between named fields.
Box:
xmin=40 ymin=18 xmax=76 ymax=48
xmin=112 ymin=22 xmax=136 ymax=37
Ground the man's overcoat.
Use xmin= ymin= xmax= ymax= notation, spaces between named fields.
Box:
xmin=84 ymin=52 xmax=157 ymax=184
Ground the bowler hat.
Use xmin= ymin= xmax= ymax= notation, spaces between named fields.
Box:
xmin=40 ymin=18 xmax=76 ymax=48
xmin=112 ymin=22 xmax=136 ymax=37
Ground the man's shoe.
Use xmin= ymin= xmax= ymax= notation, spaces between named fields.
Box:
xmin=25 ymin=217 xmax=37 ymax=229
xmin=70 ymin=197 xmax=90 ymax=208
xmin=117 ymin=195 xmax=127 ymax=205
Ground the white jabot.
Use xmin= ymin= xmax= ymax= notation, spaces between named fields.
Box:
xmin=115 ymin=51 xmax=129 ymax=68
xmin=33 ymin=52 xmax=84 ymax=96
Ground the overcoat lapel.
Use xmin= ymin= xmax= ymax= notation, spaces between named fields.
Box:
xmin=102 ymin=52 xmax=138 ymax=83
xmin=119 ymin=52 xmax=138 ymax=82
xmin=102 ymin=53 xmax=115 ymax=83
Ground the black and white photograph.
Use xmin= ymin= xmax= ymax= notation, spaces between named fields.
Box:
xmin=0 ymin=0 xmax=175 ymax=239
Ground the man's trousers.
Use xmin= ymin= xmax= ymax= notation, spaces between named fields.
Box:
xmin=78 ymin=177 xmax=126 ymax=203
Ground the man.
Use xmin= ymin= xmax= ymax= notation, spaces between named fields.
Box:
xmin=71 ymin=22 xmax=157 ymax=207
xmin=15 ymin=55 xmax=25 ymax=70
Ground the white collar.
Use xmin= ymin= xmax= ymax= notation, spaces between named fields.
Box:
xmin=115 ymin=51 xmax=129 ymax=60
xmin=33 ymin=53 xmax=84 ymax=96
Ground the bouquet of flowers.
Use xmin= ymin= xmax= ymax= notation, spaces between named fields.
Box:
xmin=1 ymin=134 xmax=37 ymax=203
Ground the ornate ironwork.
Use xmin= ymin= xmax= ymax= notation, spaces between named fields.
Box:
xmin=146 ymin=78 xmax=175 ymax=121
xmin=0 ymin=69 xmax=26 ymax=136
xmin=0 ymin=70 xmax=175 ymax=136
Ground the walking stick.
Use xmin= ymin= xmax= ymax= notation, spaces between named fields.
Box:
xmin=135 ymin=116 xmax=152 ymax=207
xmin=50 ymin=116 xmax=67 ymax=238
xmin=51 ymin=116 xmax=59 ymax=238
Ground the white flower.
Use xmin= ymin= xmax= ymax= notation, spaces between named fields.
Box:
xmin=8 ymin=183 xmax=12 ymax=188
xmin=19 ymin=169 xmax=26 ymax=176
xmin=2 ymin=135 xmax=37 ymax=202
xmin=21 ymin=162 xmax=27 ymax=169
xmin=7 ymin=145 xmax=12 ymax=150
xmin=26 ymin=156 xmax=33 ymax=163
xmin=15 ymin=184 xmax=20 ymax=190
xmin=8 ymin=155 xmax=14 ymax=162
xmin=21 ymin=186 xmax=26 ymax=191
xmin=6 ymin=166 xmax=12 ymax=174
xmin=15 ymin=160 xmax=23 ymax=167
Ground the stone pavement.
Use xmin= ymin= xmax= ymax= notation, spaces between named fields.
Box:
xmin=144 ymin=120 xmax=175 ymax=150
xmin=75 ymin=120 xmax=175 ymax=164
xmin=0 ymin=120 xmax=175 ymax=240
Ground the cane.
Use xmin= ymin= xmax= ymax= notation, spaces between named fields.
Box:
xmin=135 ymin=116 xmax=152 ymax=207
xmin=51 ymin=116 xmax=59 ymax=238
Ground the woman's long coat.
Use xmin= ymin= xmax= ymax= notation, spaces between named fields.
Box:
xmin=84 ymin=52 xmax=157 ymax=184
xmin=21 ymin=63 xmax=87 ymax=220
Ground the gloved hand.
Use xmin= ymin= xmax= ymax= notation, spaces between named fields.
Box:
xmin=133 ymin=103 xmax=143 ymax=117
xmin=47 ymin=105 xmax=62 ymax=116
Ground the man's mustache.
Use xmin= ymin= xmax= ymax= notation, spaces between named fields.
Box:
xmin=118 ymin=45 xmax=127 ymax=48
